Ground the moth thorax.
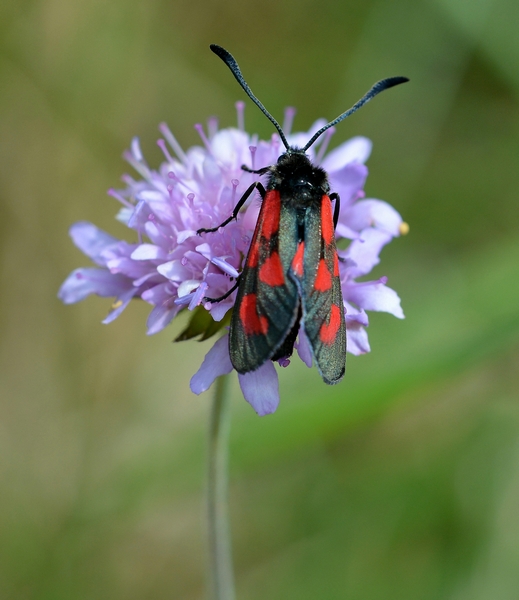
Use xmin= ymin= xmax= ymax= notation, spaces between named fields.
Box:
xmin=271 ymin=150 xmax=330 ymax=199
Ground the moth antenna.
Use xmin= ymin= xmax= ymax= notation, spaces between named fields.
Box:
xmin=303 ymin=76 xmax=409 ymax=151
xmin=210 ymin=44 xmax=290 ymax=150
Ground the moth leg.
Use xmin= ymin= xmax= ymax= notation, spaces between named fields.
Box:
xmin=329 ymin=192 xmax=341 ymax=230
xmin=241 ymin=164 xmax=270 ymax=175
xmin=203 ymin=278 xmax=240 ymax=303
xmin=197 ymin=182 xmax=265 ymax=234
xmin=329 ymin=192 xmax=347 ymax=264
xmin=330 ymin=192 xmax=346 ymax=262
xmin=254 ymin=182 xmax=266 ymax=200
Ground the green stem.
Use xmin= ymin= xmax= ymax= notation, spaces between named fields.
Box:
xmin=207 ymin=374 xmax=235 ymax=600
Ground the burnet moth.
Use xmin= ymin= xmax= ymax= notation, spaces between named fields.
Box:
xmin=198 ymin=44 xmax=408 ymax=384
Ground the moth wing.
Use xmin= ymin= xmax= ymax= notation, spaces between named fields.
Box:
xmin=230 ymin=191 xmax=300 ymax=373
xmin=299 ymin=195 xmax=346 ymax=384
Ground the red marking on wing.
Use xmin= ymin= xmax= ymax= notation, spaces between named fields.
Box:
xmin=314 ymin=258 xmax=332 ymax=292
xmin=247 ymin=239 xmax=259 ymax=268
xmin=246 ymin=191 xmax=280 ymax=268
xmin=321 ymin=195 xmax=334 ymax=245
xmin=240 ymin=294 xmax=269 ymax=336
xmin=319 ymin=304 xmax=342 ymax=345
xmin=291 ymin=242 xmax=305 ymax=277
xmin=260 ymin=191 xmax=281 ymax=241
xmin=333 ymin=252 xmax=340 ymax=277
xmin=259 ymin=252 xmax=285 ymax=286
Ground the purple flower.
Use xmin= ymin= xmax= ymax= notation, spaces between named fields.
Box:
xmin=59 ymin=104 xmax=405 ymax=416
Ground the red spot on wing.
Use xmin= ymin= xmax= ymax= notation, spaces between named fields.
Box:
xmin=259 ymin=252 xmax=285 ymax=286
xmin=319 ymin=304 xmax=342 ymax=345
xmin=246 ymin=215 xmax=261 ymax=268
xmin=321 ymin=196 xmax=334 ymax=245
xmin=291 ymin=242 xmax=305 ymax=277
xmin=314 ymin=258 xmax=332 ymax=291
xmin=239 ymin=294 xmax=269 ymax=336
xmin=260 ymin=191 xmax=281 ymax=241
xmin=333 ymin=251 xmax=340 ymax=276
xmin=247 ymin=239 xmax=259 ymax=267
xmin=245 ymin=190 xmax=281 ymax=268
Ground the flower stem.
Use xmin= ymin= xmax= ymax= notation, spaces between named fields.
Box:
xmin=207 ymin=374 xmax=235 ymax=600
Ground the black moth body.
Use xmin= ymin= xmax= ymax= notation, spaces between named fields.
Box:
xmin=198 ymin=44 xmax=408 ymax=384
xmin=229 ymin=150 xmax=346 ymax=384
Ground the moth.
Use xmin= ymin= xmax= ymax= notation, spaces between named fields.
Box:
xmin=198 ymin=44 xmax=408 ymax=383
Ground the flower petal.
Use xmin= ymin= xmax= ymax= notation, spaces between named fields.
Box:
xmin=177 ymin=230 xmax=197 ymax=243
xmin=141 ymin=282 xmax=173 ymax=305
xmin=58 ymin=268 xmax=130 ymax=303
xmin=102 ymin=288 xmax=137 ymax=324
xmin=322 ymin=136 xmax=372 ymax=171
xmin=344 ymin=228 xmax=393 ymax=277
xmin=335 ymin=222 xmax=362 ymax=240
xmin=189 ymin=282 xmax=207 ymax=310
xmin=138 ymin=190 xmax=173 ymax=221
xmin=344 ymin=301 xmax=369 ymax=326
xmin=115 ymin=207 xmax=133 ymax=225
xmin=212 ymin=257 xmax=240 ymax=278
xmin=190 ymin=335 xmax=233 ymax=394
xmin=146 ymin=303 xmax=180 ymax=334
xmin=344 ymin=199 xmax=403 ymax=236
xmin=210 ymin=129 xmax=251 ymax=167
xmin=347 ymin=322 xmax=371 ymax=355
xmin=127 ymin=199 xmax=152 ymax=230
xmin=101 ymin=241 xmax=151 ymax=278
xmin=238 ymin=361 xmax=280 ymax=416
xmin=208 ymin=299 xmax=234 ymax=322
xmin=69 ymin=222 xmax=118 ymax=266
xmin=177 ymin=279 xmax=200 ymax=298
xmin=295 ymin=326 xmax=313 ymax=368
xmin=130 ymin=244 xmax=167 ymax=260
xmin=347 ymin=280 xmax=404 ymax=318
xmin=287 ymin=118 xmax=327 ymax=151
xmin=157 ymin=260 xmax=191 ymax=281
xmin=329 ymin=163 xmax=368 ymax=208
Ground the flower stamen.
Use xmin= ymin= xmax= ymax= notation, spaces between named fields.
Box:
xmin=194 ymin=123 xmax=212 ymax=153
xmin=123 ymin=150 xmax=152 ymax=180
xmin=212 ymin=257 xmax=239 ymax=278
xmin=159 ymin=122 xmax=187 ymax=163
xmin=107 ymin=188 xmax=133 ymax=208
xmin=189 ymin=282 xmax=208 ymax=310
xmin=235 ymin=101 xmax=245 ymax=131
xmin=131 ymin=137 xmax=144 ymax=162
xmin=249 ymin=146 xmax=257 ymax=170
xmin=282 ymin=107 xmax=296 ymax=136
xmin=168 ymin=171 xmax=196 ymax=193
xmin=157 ymin=139 xmax=175 ymax=164
xmin=270 ymin=134 xmax=280 ymax=161
xmin=315 ymin=127 xmax=336 ymax=165
xmin=230 ymin=179 xmax=239 ymax=206
xmin=207 ymin=116 xmax=219 ymax=139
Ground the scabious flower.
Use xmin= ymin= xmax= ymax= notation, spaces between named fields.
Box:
xmin=59 ymin=102 xmax=405 ymax=416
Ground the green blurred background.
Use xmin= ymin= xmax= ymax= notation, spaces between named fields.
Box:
xmin=2 ymin=0 xmax=519 ymax=598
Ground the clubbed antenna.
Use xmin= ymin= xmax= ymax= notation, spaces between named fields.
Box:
xmin=303 ymin=76 xmax=409 ymax=151
xmin=210 ymin=44 xmax=290 ymax=150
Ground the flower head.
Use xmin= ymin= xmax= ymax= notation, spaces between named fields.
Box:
xmin=59 ymin=104 xmax=405 ymax=415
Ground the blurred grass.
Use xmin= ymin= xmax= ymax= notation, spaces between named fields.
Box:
xmin=1 ymin=0 xmax=519 ymax=598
